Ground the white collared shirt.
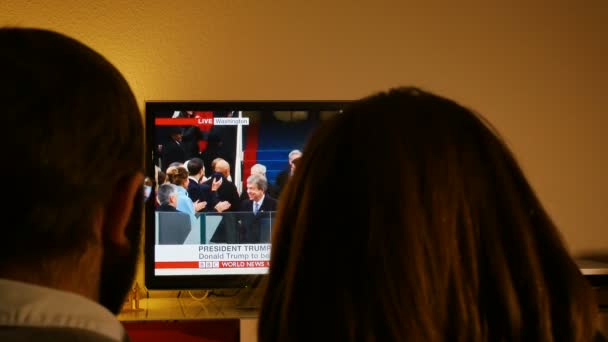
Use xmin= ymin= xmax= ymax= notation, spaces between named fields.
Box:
xmin=0 ymin=278 xmax=126 ymax=341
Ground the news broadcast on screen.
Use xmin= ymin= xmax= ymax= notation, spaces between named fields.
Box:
xmin=144 ymin=101 xmax=348 ymax=288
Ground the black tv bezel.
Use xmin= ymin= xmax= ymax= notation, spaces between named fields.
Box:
xmin=144 ymin=100 xmax=350 ymax=290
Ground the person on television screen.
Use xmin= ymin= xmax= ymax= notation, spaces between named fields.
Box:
xmin=238 ymin=174 xmax=277 ymax=243
xmin=240 ymin=163 xmax=280 ymax=201
xmin=186 ymin=157 xmax=222 ymax=212
xmin=289 ymin=155 xmax=301 ymax=176
xmin=258 ymin=87 xmax=603 ymax=342
xmin=166 ymin=166 xmax=206 ymax=215
xmin=160 ymin=126 xmax=186 ymax=171
xmin=205 ymin=159 xmax=240 ymax=243
xmin=204 ymin=158 xmax=239 ymax=212
xmin=0 ymin=27 xmax=144 ymax=342
xmin=274 ymin=149 xmax=302 ymax=198
xmin=179 ymin=111 xmax=205 ymax=160
xmin=156 ymin=184 xmax=181 ymax=212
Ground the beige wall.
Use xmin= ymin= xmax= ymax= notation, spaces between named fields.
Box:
xmin=3 ymin=0 xmax=606 ymax=280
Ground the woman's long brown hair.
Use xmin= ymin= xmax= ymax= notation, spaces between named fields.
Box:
xmin=258 ymin=87 xmax=598 ymax=342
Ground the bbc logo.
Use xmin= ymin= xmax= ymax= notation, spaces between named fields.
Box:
xmin=199 ymin=261 xmax=219 ymax=269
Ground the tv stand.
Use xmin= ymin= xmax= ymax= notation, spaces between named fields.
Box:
xmin=118 ymin=292 xmax=260 ymax=342
xmin=234 ymin=286 xmax=265 ymax=310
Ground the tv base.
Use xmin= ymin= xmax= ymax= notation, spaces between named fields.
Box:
xmin=234 ymin=286 xmax=265 ymax=310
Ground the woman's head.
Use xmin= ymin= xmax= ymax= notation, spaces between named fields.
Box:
xmin=166 ymin=166 xmax=189 ymax=188
xmin=259 ymin=87 xmax=597 ymax=342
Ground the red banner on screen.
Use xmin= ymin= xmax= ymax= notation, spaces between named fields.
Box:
xmin=155 ymin=261 xmax=199 ymax=269
xmin=155 ymin=118 xmax=201 ymax=126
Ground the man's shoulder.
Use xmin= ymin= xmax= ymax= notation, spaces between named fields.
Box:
xmin=263 ymin=196 xmax=278 ymax=209
xmin=187 ymin=180 xmax=201 ymax=190
xmin=0 ymin=279 xmax=127 ymax=342
xmin=221 ymin=180 xmax=238 ymax=191
xmin=157 ymin=204 xmax=178 ymax=212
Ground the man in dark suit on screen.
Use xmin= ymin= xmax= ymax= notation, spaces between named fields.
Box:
xmin=206 ymin=159 xmax=240 ymax=243
xmin=239 ymin=174 xmax=277 ymax=243
xmin=160 ymin=126 xmax=186 ymax=171
xmin=274 ymin=149 xmax=302 ymax=199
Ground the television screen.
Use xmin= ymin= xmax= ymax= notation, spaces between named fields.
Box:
xmin=144 ymin=101 xmax=350 ymax=289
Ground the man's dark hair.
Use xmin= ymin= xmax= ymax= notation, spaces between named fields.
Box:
xmin=187 ymin=157 xmax=204 ymax=175
xmin=0 ymin=28 xmax=143 ymax=264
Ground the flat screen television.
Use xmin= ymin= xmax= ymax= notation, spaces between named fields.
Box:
xmin=144 ymin=101 xmax=350 ymax=290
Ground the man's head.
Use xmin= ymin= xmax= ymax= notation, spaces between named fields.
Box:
xmin=246 ymin=174 xmax=268 ymax=202
xmin=290 ymin=156 xmax=301 ymax=175
xmin=157 ymin=184 xmax=179 ymax=208
xmin=214 ymin=158 xmax=231 ymax=178
xmin=168 ymin=126 xmax=183 ymax=142
xmin=288 ymin=149 xmax=302 ymax=165
xmin=211 ymin=157 xmax=221 ymax=173
xmin=250 ymin=163 xmax=267 ymax=177
xmin=287 ymin=150 xmax=302 ymax=176
xmin=187 ymin=157 xmax=205 ymax=180
xmin=0 ymin=28 xmax=144 ymax=314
